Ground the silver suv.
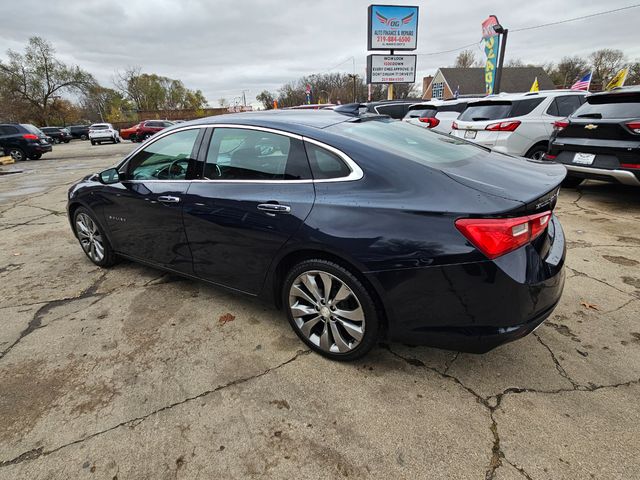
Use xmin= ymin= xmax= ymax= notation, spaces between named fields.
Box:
xmin=450 ymin=90 xmax=588 ymax=159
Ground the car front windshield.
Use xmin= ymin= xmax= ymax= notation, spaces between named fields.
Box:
xmin=328 ymin=119 xmax=485 ymax=165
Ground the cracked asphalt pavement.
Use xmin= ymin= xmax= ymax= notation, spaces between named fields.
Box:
xmin=1 ymin=141 xmax=639 ymax=479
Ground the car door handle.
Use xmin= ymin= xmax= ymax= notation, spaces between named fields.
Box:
xmin=158 ymin=195 xmax=181 ymax=203
xmin=257 ymin=203 xmax=291 ymax=214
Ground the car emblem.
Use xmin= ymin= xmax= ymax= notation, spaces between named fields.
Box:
xmin=584 ymin=124 xmax=598 ymax=130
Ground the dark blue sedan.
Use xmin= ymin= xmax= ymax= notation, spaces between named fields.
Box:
xmin=67 ymin=109 xmax=567 ymax=360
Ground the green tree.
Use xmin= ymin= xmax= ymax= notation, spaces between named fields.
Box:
xmin=115 ymin=67 xmax=207 ymax=111
xmin=256 ymin=90 xmax=275 ymax=110
xmin=0 ymin=36 xmax=94 ymax=124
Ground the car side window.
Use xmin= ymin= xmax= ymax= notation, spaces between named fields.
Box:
xmin=204 ymin=128 xmax=311 ymax=180
xmin=305 ymin=143 xmax=351 ymax=180
xmin=546 ymin=99 xmax=559 ymax=116
xmin=555 ymin=96 xmax=582 ymax=117
xmin=126 ymin=129 xmax=201 ymax=181
xmin=0 ymin=126 xmax=19 ymax=135
xmin=511 ymin=98 xmax=545 ymax=117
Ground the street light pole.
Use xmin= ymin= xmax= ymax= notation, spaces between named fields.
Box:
xmin=493 ymin=26 xmax=508 ymax=94
xmin=348 ymin=74 xmax=358 ymax=103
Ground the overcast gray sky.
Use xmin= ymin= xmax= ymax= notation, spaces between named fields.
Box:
xmin=2 ymin=0 xmax=639 ymax=106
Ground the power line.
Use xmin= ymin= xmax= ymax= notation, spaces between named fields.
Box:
xmin=416 ymin=3 xmax=640 ymax=57
xmin=511 ymin=3 xmax=640 ymax=32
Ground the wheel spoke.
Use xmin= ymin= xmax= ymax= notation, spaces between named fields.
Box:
xmin=335 ymin=318 xmax=364 ymax=341
xmin=318 ymin=272 xmax=333 ymax=303
xmin=291 ymin=284 xmax=317 ymax=307
xmin=333 ymin=306 xmax=364 ymax=322
xmin=332 ymin=283 xmax=351 ymax=303
xmin=89 ymin=242 xmax=96 ymax=260
xmin=301 ymin=274 xmax=323 ymax=304
xmin=80 ymin=238 xmax=91 ymax=252
xmin=330 ymin=321 xmax=350 ymax=352
xmin=93 ymin=240 xmax=104 ymax=259
xmin=300 ymin=315 xmax=322 ymax=337
xmin=319 ymin=322 xmax=331 ymax=351
xmin=290 ymin=302 xmax=316 ymax=318
xmin=76 ymin=219 xmax=90 ymax=236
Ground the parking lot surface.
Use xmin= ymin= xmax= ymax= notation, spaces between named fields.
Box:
xmin=1 ymin=141 xmax=639 ymax=479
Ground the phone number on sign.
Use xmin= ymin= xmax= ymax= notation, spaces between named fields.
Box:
xmin=376 ymin=35 xmax=412 ymax=44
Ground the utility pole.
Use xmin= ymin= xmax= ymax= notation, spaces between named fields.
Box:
xmin=348 ymin=74 xmax=358 ymax=103
xmin=387 ymin=49 xmax=395 ymax=100
xmin=241 ymin=90 xmax=248 ymax=106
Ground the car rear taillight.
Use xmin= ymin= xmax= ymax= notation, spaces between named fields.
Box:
xmin=553 ymin=119 xmax=569 ymax=132
xmin=419 ymin=117 xmax=440 ymax=128
xmin=543 ymin=154 xmax=557 ymax=160
xmin=621 ymin=163 xmax=640 ymax=170
xmin=451 ymin=121 xmax=459 ymax=130
xmin=485 ymin=120 xmax=521 ymax=132
xmin=22 ymin=134 xmax=39 ymax=140
xmin=455 ymin=211 xmax=552 ymax=259
xmin=626 ymin=121 xmax=640 ymax=134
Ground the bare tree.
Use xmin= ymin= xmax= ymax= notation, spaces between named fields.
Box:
xmin=0 ymin=37 xmax=94 ymax=124
xmin=590 ymin=49 xmax=625 ymax=86
xmin=548 ymin=56 xmax=589 ymax=88
xmin=218 ymin=98 xmax=228 ymax=107
xmin=627 ymin=60 xmax=640 ymax=86
xmin=454 ymin=49 xmax=477 ymax=68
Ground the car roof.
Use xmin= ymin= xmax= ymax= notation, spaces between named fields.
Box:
xmin=589 ymin=86 xmax=640 ymax=97
xmin=186 ymin=109 xmax=353 ymax=133
xmin=410 ymin=97 xmax=485 ymax=108
xmin=472 ymin=90 xmax=588 ymax=102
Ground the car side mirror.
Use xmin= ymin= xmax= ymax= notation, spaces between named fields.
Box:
xmin=98 ymin=168 xmax=121 ymax=185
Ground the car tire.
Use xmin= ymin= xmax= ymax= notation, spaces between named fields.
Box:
xmin=90 ymin=140 xmax=96 ymax=145
xmin=81 ymin=134 xmax=88 ymax=140
xmin=526 ymin=145 xmax=548 ymax=160
xmin=8 ymin=148 xmax=26 ymax=161
xmin=282 ymin=259 xmax=380 ymax=361
xmin=130 ymin=135 xmax=137 ymax=143
xmin=29 ymin=154 xmax=42 ymax=160
xmin=64 ymin=139 xmax=70 ymax=144
xmin=562 ymin=176 xmax=583 ymax=188
xmin=73 ymin=207 xmax=117 ymax=268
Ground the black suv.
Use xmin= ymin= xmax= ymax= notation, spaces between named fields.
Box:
xmin=547 ymin=87 xmax=640 ymax=187
xmin=0 ymin=124 xmax=52 ymax=161
xmin=68 ymin=125 xmax=90 ymax=140
xmin=41 ymin=127 xmax=72 ymax=144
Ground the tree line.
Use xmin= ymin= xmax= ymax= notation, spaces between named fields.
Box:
xmin=0 ymin=37 xmax=208 ymax=126
xmin=453 ymin=48 xmax=640 ymax=88
xmin=256 ymin=73 xmax=420 ymax=110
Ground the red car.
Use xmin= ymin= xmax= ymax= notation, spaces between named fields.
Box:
xmin=120 ymin=120 xmax=174 ymax=142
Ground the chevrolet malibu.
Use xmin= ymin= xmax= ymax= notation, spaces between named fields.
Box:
xmin=67 ymin=110 xmax=567 ymax=360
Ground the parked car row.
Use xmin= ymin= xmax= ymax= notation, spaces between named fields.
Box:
xmin=120 ymin=120 xmax=174 ymax=142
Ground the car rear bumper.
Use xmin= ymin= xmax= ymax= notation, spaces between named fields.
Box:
xmin=28 ymin=144 xmax=52 ymax=154
xmin=565 ymin=164 xmax=640 ymax=186
xmin=369 ymin=215 xmax=566 ymax=353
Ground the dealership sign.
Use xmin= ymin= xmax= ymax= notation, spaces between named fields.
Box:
xmin=367 ymin=5 xmax=419 ymax=50
xmin=367 ymin=55 xmax=417 ymax=84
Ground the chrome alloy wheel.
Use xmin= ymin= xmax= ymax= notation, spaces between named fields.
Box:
xmin=75 ymin=213 xmax=105 ymax=262
xmin=288 ymin=270 xmax=365 ymax=354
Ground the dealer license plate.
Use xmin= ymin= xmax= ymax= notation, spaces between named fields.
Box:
xmin=573 ymin=152 xmax=595 ymax=165
xmin=464 ymin=130 xmax=477 ymax=139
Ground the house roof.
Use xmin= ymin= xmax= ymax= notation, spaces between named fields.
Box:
xmin=433 ymin=67 xmax=555 ymax=95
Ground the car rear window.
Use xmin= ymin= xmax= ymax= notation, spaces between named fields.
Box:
xmin=329 ymin=119 xmax=484 ymax=166
xmin=458 ymin=98 xmax=544 ymax=121
xmin=20 ymin=124 xmax=44 ymax=135
xmin=91 ymin=124 xmax=109 ymax=130
xmin=404 ymin=107 xmax=437 ymax=119
xmin=572 ymin=93 xmax=640 ymax=119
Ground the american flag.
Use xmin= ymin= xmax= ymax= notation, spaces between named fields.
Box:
xmin=571 ymin=72 xmax=592 ymax=91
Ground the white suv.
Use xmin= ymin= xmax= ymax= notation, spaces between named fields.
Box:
xmin=89 ymin=123 xmax=120 ymax=145
xmin=403 ymin=97 xmax=484 ymax=134
xmin=450 ymin=90 xmax=588 ymax=159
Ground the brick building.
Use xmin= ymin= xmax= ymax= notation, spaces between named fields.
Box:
xmin=422 ymin=67 xmax=555 ymax=99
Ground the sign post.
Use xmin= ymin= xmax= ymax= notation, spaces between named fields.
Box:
xmin=367 ymin=5 xmax=419 ymax=100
